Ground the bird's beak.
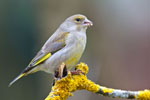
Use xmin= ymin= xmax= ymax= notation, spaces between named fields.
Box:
xmin=83 ymin=19 xmax=93 ymax=27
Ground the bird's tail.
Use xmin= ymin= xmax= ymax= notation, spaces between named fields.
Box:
xmin=8 ymin=65 xmax=39 ymax=87
xmin=9 ymin=73 xmax=26 ymax=87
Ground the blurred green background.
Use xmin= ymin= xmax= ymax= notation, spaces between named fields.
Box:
xmin=0 ymin=0 xmax=149 ymax=100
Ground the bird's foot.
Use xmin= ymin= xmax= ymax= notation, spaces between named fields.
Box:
xmin=71 ymin=70 xmax=84 ymax=75
xmin=54 ymin=63 xmax=85 ymax=80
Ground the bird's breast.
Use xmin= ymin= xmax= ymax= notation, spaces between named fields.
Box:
xmin=64 ymin=32 xmax=86 ymax=69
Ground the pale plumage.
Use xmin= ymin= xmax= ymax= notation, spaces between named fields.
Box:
xmin=9 ymin=14 xmax=93 ymax=86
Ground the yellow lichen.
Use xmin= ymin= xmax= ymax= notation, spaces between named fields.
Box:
xmin=75 ymin=62 xmax=89 ymax=74
xmin=137 ymin=90 xmax=150 ymax=100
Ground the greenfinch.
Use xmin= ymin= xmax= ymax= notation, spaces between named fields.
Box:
xmin=9 ymin=14 xmax=93 ymax=86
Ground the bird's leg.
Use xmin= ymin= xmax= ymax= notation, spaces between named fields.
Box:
xmin=54 ymin=62 xmax=68 ymax=79
xmin=52 ymin=79 xmax=55 ymax=86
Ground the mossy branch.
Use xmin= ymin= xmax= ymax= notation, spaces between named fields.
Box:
xmin=45 ymin=62 xmax=150 ymax=100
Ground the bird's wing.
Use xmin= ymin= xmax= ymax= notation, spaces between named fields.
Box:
xmin=23 ymin=32 xmax=70 ymax=74
xmin=9 ymin=32 xmax=69 ymax=87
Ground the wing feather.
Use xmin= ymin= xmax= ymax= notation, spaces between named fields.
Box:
xmin=9 ymin=32 xmax=69 ymax=86
xmin=23 ymin=32 xmax=69 ymax=73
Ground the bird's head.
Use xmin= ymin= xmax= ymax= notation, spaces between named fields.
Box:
xmin=60 ymin=14 xmax=93 ymax=32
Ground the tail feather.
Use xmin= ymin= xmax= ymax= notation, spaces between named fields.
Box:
xmin=9 ymin=66 xmax=38 ymax=87
xmin=9 ymin=73 xmax=26 ymax=87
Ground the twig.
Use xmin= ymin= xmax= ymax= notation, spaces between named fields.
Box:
xmin=45 ymin=62 xmax=150 ymax=100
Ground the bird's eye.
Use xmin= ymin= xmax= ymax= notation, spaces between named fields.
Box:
xmin=75 ymin=18 xmax=81 ymax=22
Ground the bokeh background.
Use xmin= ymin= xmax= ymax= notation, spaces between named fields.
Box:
xmin=0 ymin=0 xmax=149 ymax=100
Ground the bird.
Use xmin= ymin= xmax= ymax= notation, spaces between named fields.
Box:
xmin=9 ymin=14 xmax=93 ymax=87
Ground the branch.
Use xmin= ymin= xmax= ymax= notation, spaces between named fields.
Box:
xmin=45 ymin=62 xmax=150 ymax=100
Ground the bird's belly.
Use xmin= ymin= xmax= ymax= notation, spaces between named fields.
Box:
xmin=42 ymin=43 xmax=85 ymax=74
xmin=64 ymin=48 xmax=83 ymax=70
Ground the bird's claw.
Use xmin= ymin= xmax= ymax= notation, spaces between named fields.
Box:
xmin=71 ymin=70 xmax=84 ymax=75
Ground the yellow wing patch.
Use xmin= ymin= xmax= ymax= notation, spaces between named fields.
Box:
xmin=34 ymin=53 xmax=51 ymax=66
